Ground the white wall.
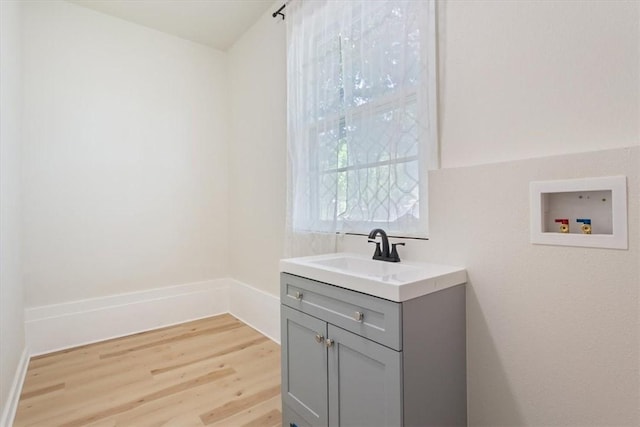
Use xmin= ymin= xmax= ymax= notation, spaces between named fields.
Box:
xmin=342 ymin=146 xmax=640 ymax=425
xmin=229 ymin=0 xmax=640 ymax=425
xmin=438 ymin=0 xmax=639 ymax=168
xmin=228 ymin=5 xmax=287 ymax=296
xmin=21 ymin=1 xmax=231 ymax=306
xmin=0 ymin=0 xmax=26 ymax=418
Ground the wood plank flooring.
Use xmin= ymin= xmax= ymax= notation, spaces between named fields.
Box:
xmin=14 ymin=314 xmax=281 ymax=427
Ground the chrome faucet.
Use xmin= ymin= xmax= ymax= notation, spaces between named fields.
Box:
xmin=368 ymin=228 xmax=404 ymax=262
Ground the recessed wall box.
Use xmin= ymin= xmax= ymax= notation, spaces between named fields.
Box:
xmin=530 ymin=176 xmax=627 ymax=249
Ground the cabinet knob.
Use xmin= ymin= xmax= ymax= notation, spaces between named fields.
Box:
xmin=324 ymin=338 xmax=334 ymax=348
xmin=314 ymin=333 xmax=324 ymax=343
xmin=294 ymin=291 xmax=303 ymax=300
xmin=353 ymin=311 xmax=364 ymax=322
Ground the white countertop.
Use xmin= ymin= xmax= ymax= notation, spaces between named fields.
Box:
xmin=279 ymin=252 xmax=467 ymax=302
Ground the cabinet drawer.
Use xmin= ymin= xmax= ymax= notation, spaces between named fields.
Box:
xmin=281 ymin=273 xmax=402 ymax=350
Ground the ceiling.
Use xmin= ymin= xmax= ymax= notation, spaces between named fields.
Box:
xmin=68 ymin=0 xmax=276 ymax=51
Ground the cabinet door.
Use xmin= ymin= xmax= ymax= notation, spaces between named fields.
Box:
xmin=327 ymin=325 xmax=402 ymax=427
xmin=281 ymin=305 xmax=328 ymax=426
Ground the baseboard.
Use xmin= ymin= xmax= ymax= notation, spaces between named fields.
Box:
xmin=0 ymin=347 xmax=29 ymax=427
xmin=25 ymin=279 xmax=230 ymax=356
xmin=228 ymin=279 xmax=281 ymax=344
xmin=24 ymin=278 xmax=281 ymax=356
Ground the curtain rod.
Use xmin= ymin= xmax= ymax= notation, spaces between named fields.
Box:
xmin=272 ymin=1 xmax=290 ymax=20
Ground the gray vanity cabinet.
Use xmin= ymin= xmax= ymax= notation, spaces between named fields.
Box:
xmin=326 ymin=325 xmax=402 ymax=427
xmin=280 ymin=272 xmax=467 ymax=427
xmin=281 ymin=305 xmax=328 ymax=426
xmin=281 ymin=305 xmax=401 ymax=427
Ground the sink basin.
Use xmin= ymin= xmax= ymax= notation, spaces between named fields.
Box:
xmin=279 ymin=253 xmax=467 ymax=302
xmin=311 ymin=256 xmax=420 ymax=278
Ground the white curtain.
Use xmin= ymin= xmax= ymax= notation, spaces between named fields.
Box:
xmin=285 ymin=0 xmax=436 ymax=257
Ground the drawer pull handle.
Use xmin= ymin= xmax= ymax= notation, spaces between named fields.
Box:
xmin=314 ymin=333 xmax=324 ymax=343
xmin=294 ymin=291 xmax=303 ymax=300
xmin=354 ymin=311 xmax=364 ymax=322
xmin=324 ymin=338 xmax=334 ymax=348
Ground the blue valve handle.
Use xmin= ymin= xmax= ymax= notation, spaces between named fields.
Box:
xmin=576 ymin=218 xmax=591 ymax=225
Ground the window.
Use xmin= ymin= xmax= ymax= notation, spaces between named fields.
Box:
xmin=287 ymin=0 xmax=437 ymax=238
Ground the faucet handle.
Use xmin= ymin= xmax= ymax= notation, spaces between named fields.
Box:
xmin=368 ymin=240 xmax=382 ymax=259
xmin=390 ymin=242 xmax=405 ymax=262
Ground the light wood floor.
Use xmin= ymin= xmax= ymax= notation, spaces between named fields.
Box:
xmin=14 ymin=314 xmax=281 ymax=427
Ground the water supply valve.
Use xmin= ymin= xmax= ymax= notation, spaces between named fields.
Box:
xmin=554 ymin=218 xmax=570 ymax=233
xmin=576 ymin=218 xmax=592 ymax=234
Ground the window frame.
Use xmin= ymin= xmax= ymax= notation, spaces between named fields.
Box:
xmin=291 ymin=1 xmax=438 ymax=239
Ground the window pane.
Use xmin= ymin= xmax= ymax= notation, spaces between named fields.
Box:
xmin=287 ymin=0 xmax=434 ymax=237
xmin=344 ymin=101 xmax=418 ymax=168
xmin=341 ymin=2 xmax=422 ymax=108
